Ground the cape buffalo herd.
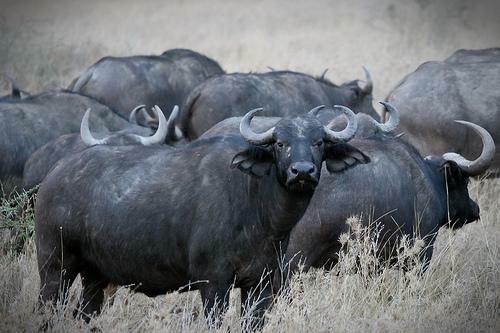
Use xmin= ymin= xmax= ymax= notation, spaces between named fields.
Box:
xmin=23 ymin=105 xmax=179 ymax=190
xmin=0 ymin=47 xmax=497 ymax=328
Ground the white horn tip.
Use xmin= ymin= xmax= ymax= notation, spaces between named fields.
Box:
xmin=170 ymin=105 xmax=180 ymax=119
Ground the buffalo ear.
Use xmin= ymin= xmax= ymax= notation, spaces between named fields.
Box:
xmin=231 ymin=146 xmax=273 ymax=177
xmin=324 ymin=143 xmax=370 ymax=173
xmin=439 ymin=160 xmax=465 ymax=182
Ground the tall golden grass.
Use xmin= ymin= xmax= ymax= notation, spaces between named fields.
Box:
xmin=0 ymin=178 xmax=498 ymax=332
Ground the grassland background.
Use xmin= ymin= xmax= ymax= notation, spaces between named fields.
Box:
xmin=1 ymin=0 xmax=500 ymax=110
xmin=0 ymin=0 xmax=499 ymax=332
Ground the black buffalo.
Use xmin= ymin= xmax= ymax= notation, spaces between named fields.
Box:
xmin=276 ymin=108 xmax=494 ymax=290
xmin=68 ymin=48 xmax=224 ymax=129
xmin=35 ymin=106 xmax=368 ymax=328
xmin=0 ymin=91 xmax=129 ymax=196
xmin=178 ymin=67 xmax=377 ymax=140
xmin=386 ymin=48 xmax=500 ymax=173
xmin=23 ymin=105 xmax=177 ymax=190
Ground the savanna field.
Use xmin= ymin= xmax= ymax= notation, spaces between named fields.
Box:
xmin=0 ymin=0 xmax=499 ymax=332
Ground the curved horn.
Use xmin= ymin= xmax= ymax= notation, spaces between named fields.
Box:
xmin=239 ymin=108 xmax=275 ymax=145
xmin=307 ymin=105 xmax=326 ymax=117
xmin=136 ymin=105 xmax=168 ymax=146
xmin=128 ymin=104 xmax=146 ymax=124
xmin=166 ymin=105 xmax=184 ymax=141
xmin=365 ymin=101 xmax=400 ymax=133
xmin=442 ymin=121 xmax=495 ymax=176
xmin=359 ymin=66 xmax=373 ymax=94
xmin=80 ymin=109 xmax=106 ymax=146
xmin=323 ymin=105 xmax=358 ymax=142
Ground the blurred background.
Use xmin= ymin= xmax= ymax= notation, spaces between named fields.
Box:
xmin=1 ymin=0 xmax=499 ymax=113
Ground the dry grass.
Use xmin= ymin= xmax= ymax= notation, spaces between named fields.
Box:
xmin=0 ymin=0 xmax=499 ymax=331
xmin=1 ymin=0 xmax=500 ymax=110
xmin=0 ymin=178 xmax=498 ymax=332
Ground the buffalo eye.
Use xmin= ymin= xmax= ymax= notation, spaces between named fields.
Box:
xmin=313 ymin=140 xmax=323 ymax=147
xmin=276 ymin=141 xmax=284 ymax=148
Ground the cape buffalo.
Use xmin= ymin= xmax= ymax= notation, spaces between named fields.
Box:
xmin=0 ymin=91 xmax=130 ymax=196
xmin=35 ymin=105 xmax=368 ymax=328
xmin=386 ymin=48 xmax=500 ymax=173
xmin=276 ymin=107 xmax=494 ymax=290
xmin=178 ymin=67 xmax=377 ymax=140
xmin=68 ymin=48 xmax=224 ymax=130
xmin=23 ymin=105 xmax=177 ymax=190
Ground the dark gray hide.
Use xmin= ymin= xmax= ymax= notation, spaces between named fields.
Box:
xmin=386 ymin=48 xmax=500 ymax=172
xmin=68 ymin=48 xmax=224 ymax=125
xmin=179 ymin=69 xmax=377 ymax=140
xmin=275 ymin=118 xmax=494 ymax=292
xmin=35 ymin=109 xmax=368 ymax=328
xmin=0 ymin=91 xmax=129 ymax=196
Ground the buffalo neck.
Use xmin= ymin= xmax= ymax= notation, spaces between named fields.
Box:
xmin=249 ymin=167 xmax=314 ymax=241
xmin=425 ymin=163 xmax=450 ymax=229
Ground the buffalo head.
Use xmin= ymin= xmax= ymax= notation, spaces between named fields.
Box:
xmin=337 ymin=66 xmax=376 ymax=118
xmin=426 ymin=121 xmax=495 ymax=229
xmin=231 ymin=105 xmax=370 ymax=192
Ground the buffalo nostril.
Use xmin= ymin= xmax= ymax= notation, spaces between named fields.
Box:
xmin=290 ymin=162 xmax=316 ymax=176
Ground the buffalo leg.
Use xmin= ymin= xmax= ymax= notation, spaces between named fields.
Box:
xmin=274 ymin=243 xmax=328 ymax=294
xmin=199 ymin=281 xmax=232 ymax=327
xmin=38 ymin=245 xmax=79 ymax=308
xmin=419 ymin=233 xmax=437 ymax=273
xmin=273 ymin=252 xmax=308 ymax=294
xmin=75 ymin=267 xmax=109 ymax=322
xmin=240 ymin=281 xmax=273 ymax=330
xmin=37 ymin=245 xmax=79 ymax=331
